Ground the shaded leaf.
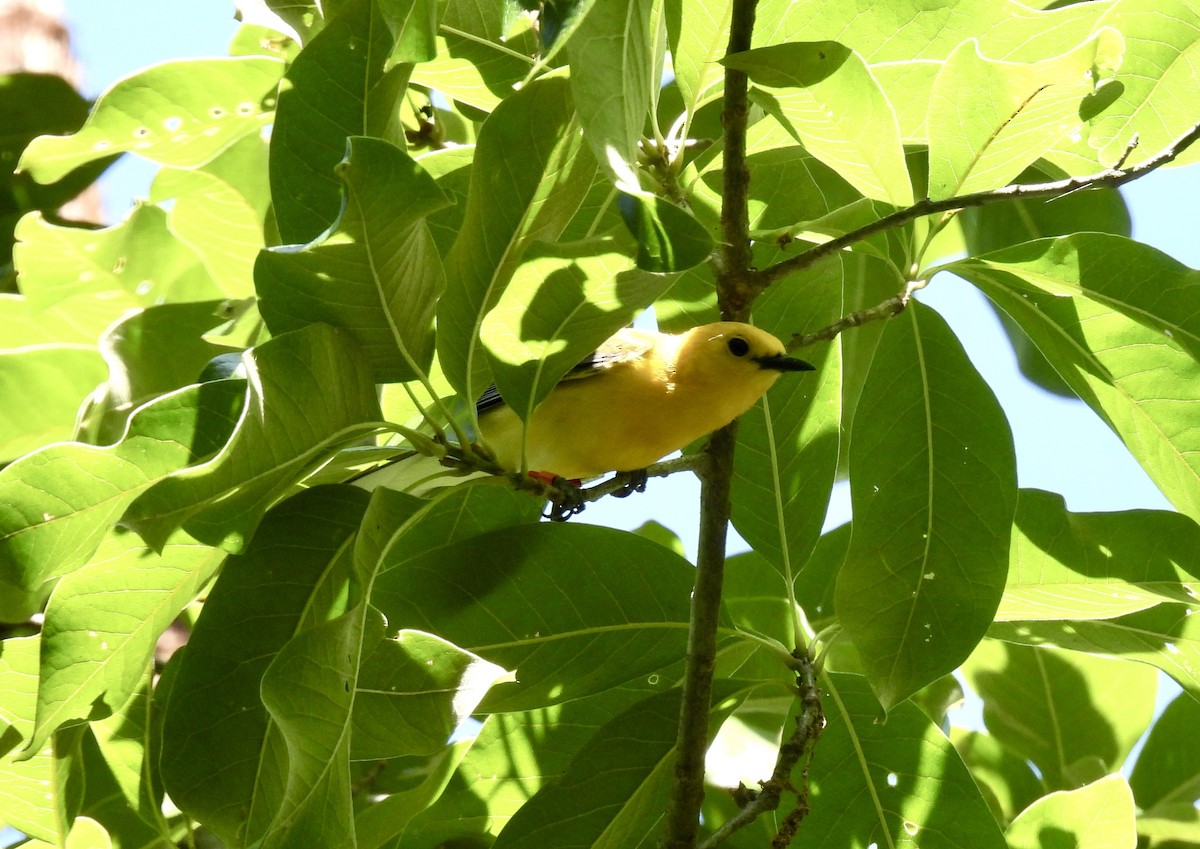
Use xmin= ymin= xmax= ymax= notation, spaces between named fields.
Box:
xmin=963 ymin=640 xmax=1157 ymax=789
xmin=258 ymin=136 xmax=449 ymax=382
xmin=121 ymin=324 xmax=383 ymax=552
xmin=998 ymin=489 xmax=1200 ymax=621
xmin=269 ymin=0 xmax=410 ymax=243
xmin=805 ymin=672 xmax=1007 ymax=849
xmin=837 ymin=302 xmax=1016 ymax=711
xmin=1129 ymin=691 xmax=1200 ymax=813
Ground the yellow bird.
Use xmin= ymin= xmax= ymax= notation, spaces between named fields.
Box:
xmin=477 ymin=321 xmax=815 ymax=480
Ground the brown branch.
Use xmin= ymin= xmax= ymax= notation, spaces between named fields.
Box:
xmin=752 ymin=117 xmax=1200 ymax=292
xmin=661 ymin=2 xmax=760 ymax=847
xmin=697 ymin=652 xmax=825 ymax=849
xmin=786 ymin=279 xmax=923 ymax=353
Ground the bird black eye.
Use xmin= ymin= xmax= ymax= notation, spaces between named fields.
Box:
xmin=727 ymin=337 xmax=751 ymax=357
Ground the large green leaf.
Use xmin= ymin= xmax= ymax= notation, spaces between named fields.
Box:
xmin=258 ymin=137 xmax=449 ymax=383
xmin=567 ymin=0 xmax=654 ymax=186
xmin=803 ymin=672 xmax=1007 ymax=849
xmin=837 ymin=302 xmax=1017 ymax=711
xmin=949 ymin=234 xmax=1200 ymax=524
xmin=83 ymin=300 xmax=232 ymax=445
xmin=724 ymin=42 xmax=913 ymax=206
xmin=950 ymin=729 xmax=1043 ymax=825
xmin=998 ymin=489 xmax=1200 ymax=621
xmin=0 ymin=346 xmax=105 ymax=461
xmin=926 ymin=28 xmax=1123 ymax=199
xmin=18 ymin=58 xmax=283 ymax=183
xmin=1129 ymin=691 xmax=1200 ymax=814
xmin=160 ymin=486 xmax=372 ymax=847
xmin=1092 ymin=0 xmax=1200 ymax=167
xmin=150 ymin=133 xmax=270 ymax=298
xmin=23 ymin=529 xmax=222 ymax=759
xmin=990 ymin=603 xmax=1200 ymax=702
xmin=731 ymin=254 xmax=844 ymax=584
xmin=14 ymin=206 xmax=219 ymax=314
xmin=479 ymin=237 xmax=679 ymax=426
xmin=665 ymin=0 xmax=731 ymax=131
xmin=0 ymin=380 xmax=244 ymax=594
xmin=269 ymin=0 xmax=410 ymax=243
xmin=436 ymin=75 xmax=597 ymax=404
xmin=408 ymin=0 xmax=539 ymax=112
xmin=121 ymin=324 xmax=384 ymax=552
xmin=963 ymin=640 xmax=1157 ymax=789
xmin=1005 ymin=774 xmax=1136 ymax=849
xmin=0 ymin=636 xmax=86 ymax=845
xmin=489 ymin=688 xmax=690 ymax=848
xmin=370 ymin=520 xmax=701 ymax=712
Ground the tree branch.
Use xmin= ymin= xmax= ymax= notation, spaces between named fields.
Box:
xmin=697 ymin=652 xmax=825 ymax=849
xmin=752 ymin=118 xmax=1200 ymax=292
xmin=661 ymin=2 xmax=760 ymax=847
xmin=786 ymin=279 xmax=924 ymax=353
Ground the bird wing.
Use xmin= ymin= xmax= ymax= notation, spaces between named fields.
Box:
xmin=475 ymin=328 xmax=655 ymax=415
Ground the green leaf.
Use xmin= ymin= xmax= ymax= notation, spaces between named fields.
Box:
xmin=160 ymin=486 xmax=372 ymax=847
xmin=150 ymin=133 xmax=270 ymax=298
xmin=84 ymin=300 xmax=232 ymax=445
xmin=926 ymin=28 xmax=1124 ymax=199
xmin=0 ymin=346 xmax=105 ymax=460
xmin=617 ymin=193 xmax=714 ymax=273
xmin=489 ymin=688 xmax=693 ymax=848
xmin=23 ymin=529 xmax=223 ymax=758
xmin=837 ymin=302 xmax=1017 ymax=711
xmin=121 ymin=324 xmax=384 ymax=552
xmin=399 ymin=683 xmax=668 ymax=847
xmin=963 ymin=640 xmax=1157 ymax=789
xmin=14 ymin=206 xmax=220 ymax=313
xmin=724 ymin=41 xmax=913 ymax=206
xmin=17 ymin=58 xmax=284 ymax=183
xmin=371 ymin=521 xmax=699 ymax=712
xmin=731 ymin=255 xmax=844 ymax=582
xmin=351 ymin=629 xmax=512 ymax=761
xmin=257 ymin=137 xmax=449 ymax=383
xmin=666 ymin=0 xmax=732 ymax=125
xmin=949 ymin=233 xmax=1200 ymax=525
xmin=1005 ymin=774 xmax=1136 ymax=849
xmin=0 ymin=637 xmax=79 ymax=845
xmin=382 ymin=0 xmax=439 ymax=65
xmin=806 ymin=672 xmax=1007 ymax=849
xmin=0 ymin=380 xmax=245 ymax=593
xmin=998 ymin=489 xmax=1200 ymax=621
xmin=950 ymin=729 xmax=1043 ymax=825
xmin=479 ymin=237 xmax=678 ymax=425
xmin=1129 ymin=691 xmax=1200 ymax=813
xmin=436 ymin=75 xmax=597 ymax=403
xmin=990 ymin=603 xmax=1200 ymax=703
xmin=269 ymin=0 xmax=410 ymax=243
xmin=567 ymin=0 xmax=654 ymax=185
xmin=1092 ymin=0 xmax=1200 ymax=167
xmin=408 ymin=0 xmax=538 ymax=112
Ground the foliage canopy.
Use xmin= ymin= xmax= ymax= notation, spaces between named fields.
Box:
xmin=2 ymin=0 xmax=1200 ymax=847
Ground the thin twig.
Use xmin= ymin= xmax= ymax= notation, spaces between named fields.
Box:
xmin=786 ymin=279 xmax=925 ymax=353
xmin=697 ymin=653 xmax=825 ymax=849
xmin=753 ymin=118 xmax=1200 ymax=292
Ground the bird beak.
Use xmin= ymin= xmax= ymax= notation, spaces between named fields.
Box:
xmin=755 ymin=353 xmax=816 ymax=372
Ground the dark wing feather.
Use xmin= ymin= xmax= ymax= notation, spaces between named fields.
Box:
xmin=474 ymin=328 xmax=653 ymax=415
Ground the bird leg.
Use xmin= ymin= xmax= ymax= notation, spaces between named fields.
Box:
xmin=528 ymin=471 xmax=587 ymax=522
xmin=610 ymin=469 xmax=649 ymax=498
